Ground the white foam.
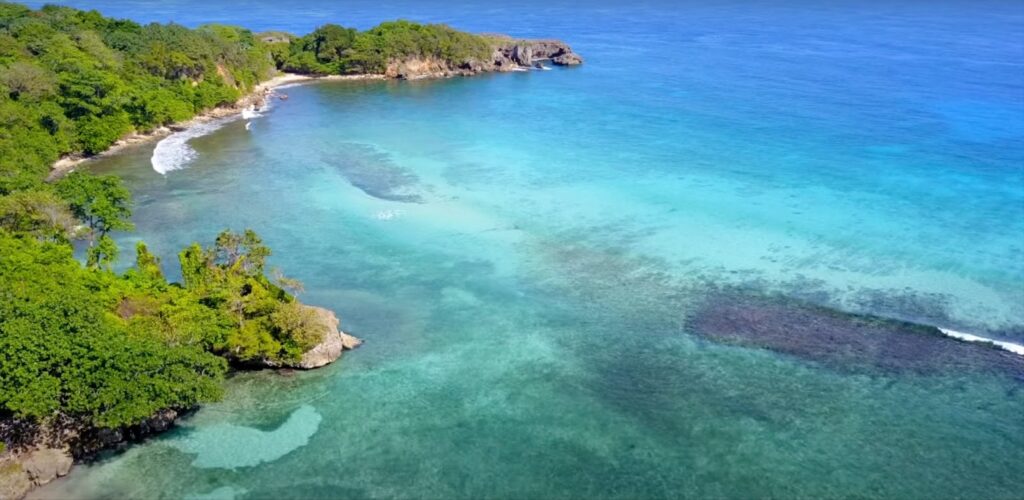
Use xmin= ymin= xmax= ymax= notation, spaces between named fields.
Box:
xmin=241 ymin=106 xmax=261 ymax=119
xmin=938 ymin=328 xmax=1024 ymax=356
xmin=151 ymin=118 xmax=236 ymax=174
xmin=375 ymin=209 xmax=405 ymax=220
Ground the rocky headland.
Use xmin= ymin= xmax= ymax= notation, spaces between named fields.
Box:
xmin=386 ymin=36 xmax=583 ymax=79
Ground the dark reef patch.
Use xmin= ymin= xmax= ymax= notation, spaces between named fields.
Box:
xmin=323 ymin=144 xmax=423 ymax=203
xmin=688 ymin=290 xmax=1024 ymax=380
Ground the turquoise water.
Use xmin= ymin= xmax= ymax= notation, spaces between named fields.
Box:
xmin=33 ymin=1 xmax=1024 ymax=498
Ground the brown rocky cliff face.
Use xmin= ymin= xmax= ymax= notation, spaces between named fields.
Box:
xmin=385 ymin=38 xmax=583 ymax=80
xmin=268 ymin=305 xmax=362 ymax=370
xmin=492 ymin=39 xmax=584 ymax=67
xmin=0 ymin=448 xmax=73 ymax=500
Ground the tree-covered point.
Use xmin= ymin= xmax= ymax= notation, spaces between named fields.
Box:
xmin=275 ymin=20 xmax=492 ymax=75
xmin=0 ymin=224 xmax=323 ymax=429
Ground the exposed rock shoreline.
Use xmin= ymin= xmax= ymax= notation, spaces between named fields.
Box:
xmin=259 ymin=306 xmax=363 ymax=370
xmin=385 ymin=37 xmax=583 ymax=79
xmin=0 ymin=305 xmax=361 ymax=500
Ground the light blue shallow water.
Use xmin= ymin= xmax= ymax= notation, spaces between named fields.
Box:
xmin=31 ymin=1 xmax=1024 ymax=498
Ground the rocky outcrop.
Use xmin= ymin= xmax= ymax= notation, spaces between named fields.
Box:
xmin=0 ymin=456 xmax=33 ymax=500
xmin=385 ymin=58 xmax=459 ymax=80
xmin=0 ymin=447 xmax=73 ymax=499
xmin=492 ymin=38 xmax=584 ymax=67
xmin=383 ymin=37 xmax=583 ymax=80
xmin=20 ymin=448 xmax=72 ymax=484
xmin=552 ymin=52 xmax=583 ymax=66
xmin=281 ymin=306 xmax=362 ymax=370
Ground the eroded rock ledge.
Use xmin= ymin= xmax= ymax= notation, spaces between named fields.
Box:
xmin=278 ymin=306 xmax=363 ymax=370
xmin=386 ymin=37 xmax=583 ymax=79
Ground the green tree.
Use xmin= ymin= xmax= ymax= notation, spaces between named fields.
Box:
xmin=55 ymin=172 xmax=134 ymax=241
xmin=86 ymin=232 xmax=118 ymax=268
xmin=0 ymin=188 xmax=77 ymax=241
xmin=0 ymin=60 xmax=55 ymax=100
xmin=0 ymin=232 xmax=226 ymax=428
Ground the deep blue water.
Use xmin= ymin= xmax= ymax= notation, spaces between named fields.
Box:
xmin=29 ymin=1 xmax=1024 ymax=498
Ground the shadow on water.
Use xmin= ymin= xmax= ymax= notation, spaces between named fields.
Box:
xmin=526 ymin=232 xmax=1024 ymax=383
xmin=320 ymin=143 xmax=424 ymax=203
xmin=688 ymin=289 xmax=1024 ymax=380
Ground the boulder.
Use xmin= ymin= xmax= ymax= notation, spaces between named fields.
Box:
xmin=0 ymin=458 xmax=32 ymax=500
xmin=20 ymin=448 xmax=72 ymax=485
xmin=552 ymin=52 xmax=584 ymax=66
xmin=492 ymin=39 xmax=583 ymax=70
xmin=341 ymin=332 xmax=363 ymax=350
xmin=511 ymin=44 xmax=533 ymax=66
xmin=290 ymin=306 xmax=362 ymax=369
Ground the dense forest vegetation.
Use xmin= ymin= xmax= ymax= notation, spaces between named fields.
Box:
xmin=275 ymin=20 xmax=493 ymax=75
xmin=0 ymin=2 xmax=494 ymax=436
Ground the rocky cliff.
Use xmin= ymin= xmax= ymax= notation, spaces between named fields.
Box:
xmin=385 ymin=37 xmax=583 ymax=79
xmin=286 ymin=306 xmax=362 ymax=370
xmin=490 ymin=37 xmax=584 ymax=68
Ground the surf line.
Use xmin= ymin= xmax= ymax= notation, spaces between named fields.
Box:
xmin=938 ymin=328 xmax=1024 ymax=357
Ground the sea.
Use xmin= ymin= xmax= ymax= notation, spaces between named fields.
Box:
xmin=26 ymin=0 xmax=1024 ymax=498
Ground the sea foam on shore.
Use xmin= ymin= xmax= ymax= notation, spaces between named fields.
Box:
xmin=151 ymin=118 xmax=236 ymax=174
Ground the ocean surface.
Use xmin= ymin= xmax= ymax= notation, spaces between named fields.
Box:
xmin=30 ymin=1 xmax=1024 ymax=498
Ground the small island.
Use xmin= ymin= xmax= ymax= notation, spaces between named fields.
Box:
xmin=0 ymin=3 xmax=581 ymax=498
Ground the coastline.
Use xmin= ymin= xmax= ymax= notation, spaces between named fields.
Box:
xmin=1 ymin=306 xmax=362 ymax=500
xmin=46 ymin=73 xmax=385 ymax=181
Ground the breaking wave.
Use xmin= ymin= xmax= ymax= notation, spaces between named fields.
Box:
xmin=938 ymin=328 xmax=1024 ymax=356
xmin=151 ymin=118 xmax=235 ymax=174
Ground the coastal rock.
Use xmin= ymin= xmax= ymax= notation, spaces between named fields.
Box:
xmin=552 ymin=52 xmax=583 ymax=66
xmin=131 ymin=409 xmax=178 ymax=436
xmin=511 ymin=44 xmax=533 ymax=66
xmin=20 ymin=448 xmax=73 ymax=485
xmin=387 ymin=57 xmax=454 ymax=80
xmin=341 ymin=332 xmax=363 ymax=350
xmin=0 ymin=447 xmax=72 ymax=500
xmin=0 ymin=458 xmax=32 ymax=500
xmin=382 ymin=37 xmax=583 ymax=79
xmin=492 ymin=38 xmax=584 ymax=69
xmin=289 ymin=306 xmax=362 ymax=369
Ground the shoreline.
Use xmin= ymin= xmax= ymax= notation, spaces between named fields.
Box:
xmin=46 ymin=73 xmax=385 ymax=181
xmin=2 ymin=307 xmax=362 ymax=500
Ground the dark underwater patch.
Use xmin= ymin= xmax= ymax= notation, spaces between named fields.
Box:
xmin=323 ymin=144 xmax=423 ymax=203
xmin=688 ymin=291 xmax=1024 ymax=380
